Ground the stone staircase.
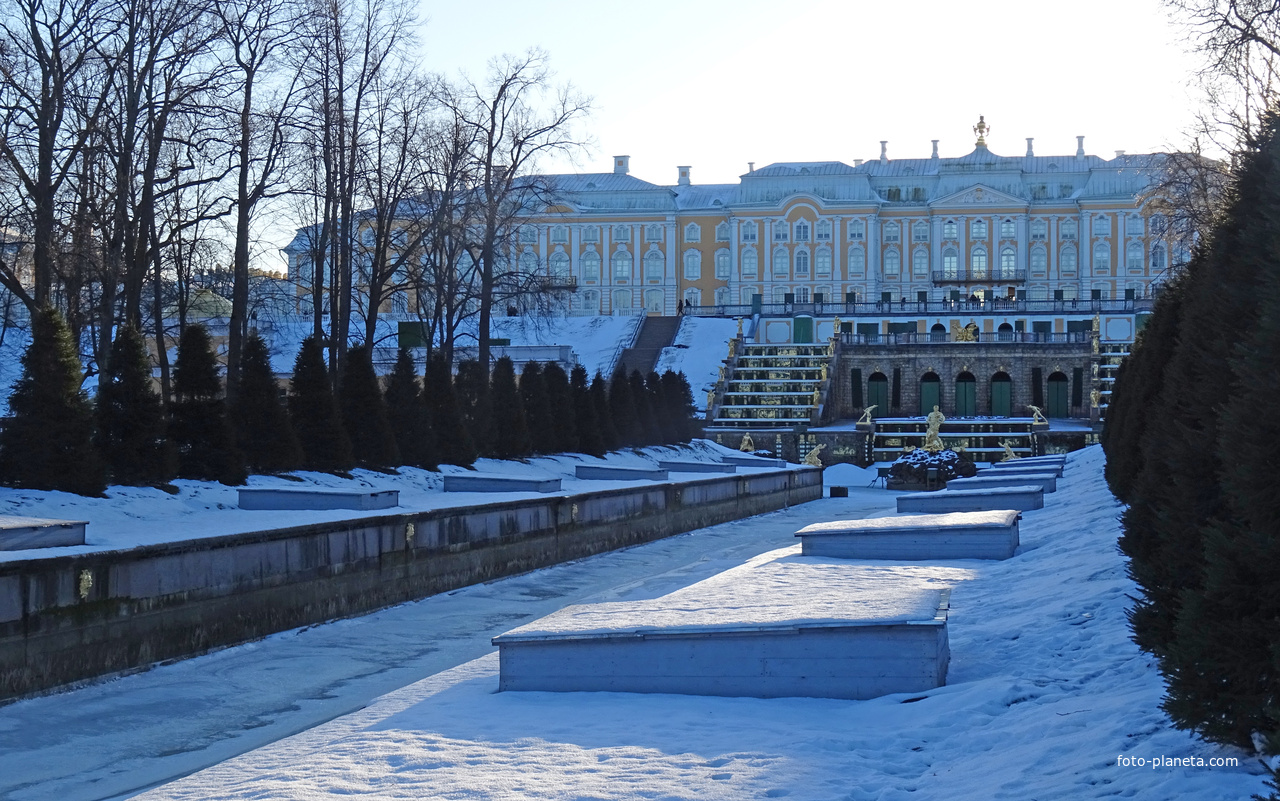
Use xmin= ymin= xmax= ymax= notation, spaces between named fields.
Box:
xmin=707 ymin=341 xmax=835 ymax=429
xmin=617 ymin=315 xmax=682 ymax=375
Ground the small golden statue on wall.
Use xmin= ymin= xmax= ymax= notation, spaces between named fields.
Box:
xmin=812 ymin=388 xmax=822 ymax=407
xmin=736 ymin=317 xmax=744 ymax=338
xmin=728 ymin=339 xmax=737 ymax=358
xmin=707 ymin=389 xmax=717 ymax=409
xmin=858 ymin=405 xmax=877 ymax=424
xmin=820 ymin=363 xmax=828 ymax=381
xmin=739 ymin=432 xmax=755 ymax=452
xmin=923 ymin=405 xmax=946 ymax=452
xmin=1000 ymin=441 xmax=1021 ymax=461
xmin=1027 ymin=405 xmax=1049 ymax=424
xmin=1090 ymin=388 xmax=1101 ymax=408
xmin=803 ymin=443 xmax=826 ymax=467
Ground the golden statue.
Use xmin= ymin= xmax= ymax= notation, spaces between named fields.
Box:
xmin=923 ymin=405 xmax=946 ymax=453
xmin=718 ymin=365 xmax=726 ymax=382
xmin=1092 ymin=336 xmax=1099 ymax=354
xmin=803 ymin=443 xmax=826 ymax=467
xmin=833 ymin=315 xmax=842 ymax=334
xmin=973 ymin=115 xmax=991 ymax=147
xmin=950 ymin=321 xmax=977 ymax=342
xmin=828 ymin=338 xmax=836 ymax=356
xmin=707 ymin=389 xmax=717 ymax=409
xmin=1090 ymin=388 xmax=1101 ymax=408
xmin=812 ymin=388 xmax=822 ymax=407
xmin=728 ymin=339 xmax=737 ymax=358
xmin=736 ymin=317 xmax=744 ymax=338
xmin=739 ymin=432 xmax=755 ymax=452
xmin=858 ymin=405 xmax=877 ymax=424
xmin=820 ymin=363 xmax=828 ymax=381
xmin=1027 ymin=405 xmax=1049 ymax=424
xmin=1000 ymin=441 xmax=1020 ymax=461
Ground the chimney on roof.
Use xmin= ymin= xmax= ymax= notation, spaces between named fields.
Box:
xmin=879 ymin=141 xmax=888 ymax=164
xmin=853 ymin=159 xmax=863 ymax=167
xmin=677 ymin=166 xmax=691 ymax=186
xmin=1115 ymin=150 xmax=1126 ymax=158
xmin=1076 ymin=136 xmax=1085 ymax=159
xmin=613 ymin=155 xmax=630 ymax=175
xmin=1026 ymin=138 xmax=1034 ymax=157
xmin=748 ymin=161 xmax=754 ymax=173
xmin=931 ymin=140 xmax=939 ymax=159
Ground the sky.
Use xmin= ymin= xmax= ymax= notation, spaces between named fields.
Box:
xmin=416 ymin=0 xmax=1205 ymax=185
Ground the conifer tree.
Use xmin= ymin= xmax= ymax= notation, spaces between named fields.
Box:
xmin=661 ymin=370 xmax=697 ymax=443
xmin=590 ymin=371 xmax=618 ymax=452
xmin=289 ymin=337 xmax=353 ymax=472
xmin=454 ymin=360 xmax=492 ymax=457
xmin=519 ymin=362 xmax=556 ymax=454
xmin=629 ymin=369 xmax=659 ymax=446
xmin=0 ymin=307 xmax=105 ymax=495
xmin=489 ymin=356 xmax=531 ymax=459
xmin=96 ymin=324 xmax=171 ymax=485
xmin=647 ymin=370 xmax=675 ymax=444
xmin=385 ymin=348 xmax=437 ymax=470
xmin=608 ymin=363 xmax=640 ymax=447
xmin=426 ymin=353 xmax=475 ymax=467
xmin=169 ymin=324 xmax=246 ymax=484
xmin=543 ymin=362 xmax=578 ymax=454
xmin=340 ymin=344 xmax=399 ymax=469
xmin=570 ymin=365 xmax=603 ymax=457
xmin=233 ymin=331 xmax=301 ymax=474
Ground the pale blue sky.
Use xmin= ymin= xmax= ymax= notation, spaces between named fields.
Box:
xmin=417 ymin=0 xmax=1201 ymax=184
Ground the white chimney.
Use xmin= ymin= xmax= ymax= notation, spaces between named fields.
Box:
xmin=747 ymin=161 xmax=755 ymax=173
xmin=1115 ymin=150 xmax=1126 ymax=158
xmin=879 ymin=141 xmax=888 ymax=164
xmin=677 ymin=166 xmax=691 ymax=186
xmin=931 ymin=140 xmax=939 ymax=159
xmin=853 ymin=159 xmax=863 ymax=167
xmin=613 ymin=155 xmax=630 ymax=175
xmin=1075 ymin=136 xmax=1085 ymax=159
xmin=1026 ymin=138 xmax=1034 ymax=157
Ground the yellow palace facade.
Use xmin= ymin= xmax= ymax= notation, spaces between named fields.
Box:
xmin=528 ymin=127 xmax=1175 ymax=318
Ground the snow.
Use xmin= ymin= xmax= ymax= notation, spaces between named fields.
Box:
xmin=655 ymin=317 xmax=738 ymax=410
xmin=796 ymin=509 xmax=1020 ymax=533
xmin=497 ymin=549 xmax=956 ymax=639
xmin=0 ymin=446 xmax=1269 ymax=800
xmin=821 ymin=461 xmax=880 ymax=487
xmin=0 ymin=439 xmax=789 ymax=564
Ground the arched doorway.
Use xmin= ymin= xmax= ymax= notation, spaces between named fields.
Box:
xmin=867 ymin=372 xmax=889 ymax=417
xmin=1047 ymin=372 xmax=1069 ymax=418
xmin=990 ymin=372 xmax=1012 ymax=417
xmin=920 ymin=372 xmax=941 ymax=416
xmin=997 ymin=322 xmax=1014 ymax=342
xmin=955 ymin=372 xmax=977 ymax=417
xmin=929 ymin=323 xmax=946 ymax=342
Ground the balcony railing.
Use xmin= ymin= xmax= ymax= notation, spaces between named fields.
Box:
xmin=840 ymin=330 xmax=1093 ymax=346
xmin=685 ymin=296 xmax=1155 ymax=318
xmin=931 ymin=269 xmax=1027 ymax=283
xmin=537 ymin=274 xmax=578 ymax=290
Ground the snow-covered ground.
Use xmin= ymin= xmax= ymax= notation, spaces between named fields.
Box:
xmin=655 ymin=317 xmax=738 ymax=411
xmin=0 ymin=439 xmax=783 ymax=564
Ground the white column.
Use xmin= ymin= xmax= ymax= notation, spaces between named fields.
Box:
xmin=868 ymin=215 xmax=880 ymax=295
xmin=665 ymin=221 xmax=677 ymax=315
xmin=1016 ymin=213 xmax=1028 ymax=276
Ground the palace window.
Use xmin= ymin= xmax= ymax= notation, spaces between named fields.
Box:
xmin=815 ymin=247 xmax=832 ymax=278
xmin=1094 ymin=242 xmax=1111 ymax=272
xmin=582 ymin=226 xmax=599 ymax=243
xmin=741 ymin=248 xmax=758 ymax=277
xmin=943 ymin=248 xmax=958 ymax=278
xmin=1060 ymin=218 xmax=1077 ymax=240
xmin=714 ymin=286 xmax=730 ymax=305
xmin=549 ymin=251 xmax=570 ymax=278
xmin=684 ymin=223 xmax=701 ymax=242
xmin=795 ymin=286 xmax=810 ymax=302
xmin=519 ymin=226 xmax=537 ymax=244
xmin=645 ymin=288 xmax=664 ymax=313
xmin=581 ymin=249 xmax=601 ymax=281
xmin=1127 ymin=242 xmax=1143 ymax=273
xmin=773 ymin=247 xmax=790 ymax=276
xmin=579 ymin=288 xmax=600 ymax=312
xmin=1060 ymin=245 xmax=1077 ymax=274
xmin=773 ymin=222 xmax=789 ymax=242
xmin=848 ymin=246 xmax=866 ymax=277
xmin=794 ymin=220 xmax=810 ymax=241
xmin=1000 ymin=247 xmax=1015 ymax=277
xmin=683 ymin=288 xmax=701 ymax=307
xmin=913 ymin=248 xmax=928 ymax=276
xmin=741 ymin=221 xmax=758 ymax=242
xmin=551 ymin=225 xmax=568 ymax=243
xmin=715 ymin=248 xmax=731 ymax=279
xmin=1030 ymin=245 xmax=1047 ymax=276
xmin=612 ymin=250 xmax=632 ymax=280
xmin=1150 ymin=214 xmax=1167 ymax=235
xmin=883 ymin=221 xmax=901 ymax=242
xmin=1126 ymin=214 xmax=1144 ymax=236
xmin=613 ymin=289 xmax=632 ymax=311
xmin=645 ymin=224 xmax=662 ymax=241
xmin=741 ymin=286 xmax=758 ymax=304
xmin=645 ymin=250 xmax=664 ymax=282
xmin=715 ymin=222 xmax=730 ymax=241
xmin=971 ymin=219 xmax=988 ymax=239
xmin=943 ymin=219 xmax=958 ymax=239
xmin=1000 ymin=219 xmax=1015 ymax=239
xmin=518 ymin=251 xmax=538 ymax=275
xmin=1151 ymin=244 xmax=1166 ymax=270
xmin=884 ymin=248 xmax=901 ymax=277
xmin=1092 ymin=215 xmax=1110 ymax=236
xmin=795 ymin=249 xmax=810 ymax=276
xmin=816 ymin=219 xmax=832 ymax=241
xmin=970 ymin=246 xmax=988 ymax=278
xmin=772 ymin=286 xmax=788 ymax=303
xmin=1031 ymin=219 xmax=1047 ymax=240
xmin=683 ymin=250 xmax=701 ymax=280
xmin=848 ymin=219 xmax=865 ymax=240
xmin=913 ymin=221 xmax=929 ymax=242
xmin=613 ymin=225 xmax=630 ymax=242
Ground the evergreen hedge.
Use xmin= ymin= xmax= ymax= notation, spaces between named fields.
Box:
xmin=233 ymin=331 xmax=301 ymax=474
xmin=289 ymin=337 xmax=353 ymax=472
xmin=340 ymin=344 xmax=399 ymax=469
xmin=169 ymin=324 xmax=246 ymax=484
xmin=96 ymin=324 xmax=171 ymax=485
xmin=385 ymin=348 xmax=437 ymax=470
xmin=426 ymin=353 xmax=475 ymax=467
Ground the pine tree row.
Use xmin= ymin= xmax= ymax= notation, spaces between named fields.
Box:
xmin=1102 ymin=111 xmax=1280 ymax=755
xmin=0 ymin=318 xmax=699 ymax=494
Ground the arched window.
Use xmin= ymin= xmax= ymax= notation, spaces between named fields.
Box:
xmin=612 ymin=288 xmax=632 ymax=311
xmin=999 ymin=247 xmax=1015 ymax=277
xmin=955 ymin=372 xmax=977 ymax=416
xmin=773 ymin=247 xmax=790 ymax=277
xmin=794 ymin=220 xmax=810 ymax=241
xmin=913 ymin=221 xmax=929 ymax=242
xmin=644 ymin=250 xmax=664 ymax=282
xmin=942 ymin=248 xmax=958 ymax=278
xmin=919 ymin=372 xmax=941 ymax=415
xmin=795 ymin=249 xmax=810 ymax=276
xmin=741 ymin=287 xmax=758 ymax=304
xmin=644 ymin=288 xmax=664 ymax=313
xmin=1030 ymin=245 xmax=1047 ymax=276
xmin=551 ymin=225 xmax=568 ymax=243
xmin=772 ymin=286 xmax=788 ymax=303
xmin=866 ymin=372 xmax=889 ymax=414
xmin=1127 ymin=242 xmax=1143 ymax=272
xmin=645 ymin=224 xmax=662 ymax=241
xmin=971 ymin=219 xmax=988 ymax=239
xmin=929 ymin=324 xmax=947 ymax=341
xmin=612 ymin=250 xmax=632 ymax=280
xmin=1060 ymin=245 xmax=1077 ymax=274
xmin=1094 ymin=242 xmax=1111 ymax=272
xmin=1047 ymin=372 xmax=1069 ymax=417
xmin=815 ymin=247 xmax=832 ymax=277
xmin=1092 ymin=215 xmax=1110 ymax=236
xmin=715 ymin=222 xmax=730 ymax=241
xmin=913 ymin=248 xmax=928 ymax=276
xmin=848 ymin=219 xmax=866 ymax=240
xmin=613 ymin=225 xmax=630 ymax=242
xmin=883 ymin=221 xmax=900 ymax=242
xmin=519 ymin=251 xmax=538 ymax=275
xmin=1000 ymin=219 xmax=1015 ymax=239
xmin=714 ymin=286 xmax=730 ymax=305
xmin=1031 ymin=219 xmax=1047 ymax=240
xmin=581 ymin=249 xmax=601 ymax=281
xmin=849 ymin=246 xmax=866 ymax=277
xmin=970 ymin=246 xmax=988 ymax=278
xmin=943 ymin=219 xmax=958 ymax=239
xmin=883 ymin=248 xmax=901 ymax=277
xmin=1060 ymin=218 xmax=1078 ymax=240
xmin=1151 ymin=244 xmax=1166 ymax=270
xmin=549 ymin=251 xmax=570 ymax=278
xmin=580 ymin=289 xmax=600 ymax=312
xmin=990 ymin=371 xmax=1012 ymax=416
xmin=715 ymin=248 xmax=730 ymax=279
xmin=684 ymin=223 xmax=700 ymax=242
xmin=741 ymin=248 xmax=758 ymax=278
xmin=683 ymin=250 xmax=701 ymax=280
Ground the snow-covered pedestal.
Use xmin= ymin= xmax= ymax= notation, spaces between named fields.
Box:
xmin=897 ymin=485 xmax=1044 ymax=514
xmin=988 ymin=455 xmax=1066 ymax=471
xmin=0 ymin=516 xmax=87 ymax=550
xmin=656 ymin=460 xmax=737 ymax=474
xmin=441 ymin=474 xmax=563 ymax=493
xmin=493 ymin=551 xmax=951 ymax=700
xmin=982 ymin=462 xmax=1064 ymax=479
xmin=237 ymin=488 xmax=400 ymax=511
xmin=717 ymin=454 xmax=788 ymax=468
xmin=946 ymin=473 xmax=1058 ymax=493
xmin=575 ymin=465 xmax=669 ymax=481
xmin=795 ymin=510 xmax=1021 ymax=561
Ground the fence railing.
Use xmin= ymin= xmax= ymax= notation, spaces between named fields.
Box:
xmin=840 ymin=330 xmax=1093 ymax=346
xmin=686 ymin=297 xmax=1155 ymax=318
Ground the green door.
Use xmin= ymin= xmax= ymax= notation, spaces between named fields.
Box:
xmin=1047 ymin=374 xmax=1069 ymax=418
xmin=920 ymin=376 xmax=940 ymax=416
xmin=955 ymin=375 xmax=976 ymax=416
xmin=793 ymin=315 xmax=814 ymax=343
xmin=991 ymin=376 xmax=1012 ymax=417
xmin=867 ymin=374 xmax=889 ymax=417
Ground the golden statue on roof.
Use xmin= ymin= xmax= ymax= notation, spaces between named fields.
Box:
xmin=974 ymin=115 xmax=991 ymax=147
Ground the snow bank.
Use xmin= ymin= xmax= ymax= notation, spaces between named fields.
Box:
xmin=655 ymin=317 xmax=738 ymax=411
